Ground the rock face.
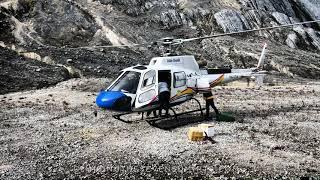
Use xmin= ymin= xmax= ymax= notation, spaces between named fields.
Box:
xmin=296 ymin=0 xmax=320 ymax=23
xmin=214 ymin=9 xmax=251 ymax=32
xmin=31 ymin=0 xmax=98 ymax=46
xmin=1 ymin=0 xmax=319 ymax=49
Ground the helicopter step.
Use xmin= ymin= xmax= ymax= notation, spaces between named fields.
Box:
xmin=112 ymin=98 xmax=205 ymax=125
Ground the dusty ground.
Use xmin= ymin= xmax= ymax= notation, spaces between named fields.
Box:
xmin=0 ymin=77 xmax=320 ymax=179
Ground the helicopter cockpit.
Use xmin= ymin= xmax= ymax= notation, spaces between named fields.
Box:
xmin=96 ymin=65 xmax=160 ymax=112
xmin=108 ymin=71 xmax=141 ymax=94
xmin=96 ymin=56 xmax=199 ymax=112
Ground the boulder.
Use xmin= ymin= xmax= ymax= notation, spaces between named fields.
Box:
xmin=305 ymin=28 xmax=320 ymax=50
xmin=286 ymin=33 xmax=298 ymax=48
xmin=31 ymin=0 xmax=97 ymax=46
xmin=239 ymin=0 xmax=296 ymax=17
xmin=272 ymin=12 xmax=293 ymax=25
xmin=293 ymin=26 xmax=320 ymax=50
xmin=295 ymin=0 xmax=320 ymax=23
xmin=155 ymin=9 xmax=183 ymax=29
xmin=214 ymin=9 xmax=251 ymax=33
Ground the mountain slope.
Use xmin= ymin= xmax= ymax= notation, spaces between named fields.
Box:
xmin=0 ymin=0 xmax=319 ymax=93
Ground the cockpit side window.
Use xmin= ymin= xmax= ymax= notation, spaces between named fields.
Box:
xmin=141 ymin=70 xmax=156 ymax=90
xmin=106 ymin=71 xmax=124 ymax=88
xmin=109 ymin=71 xmax=141 ymax=94
xmin=174 ymin=71 xmax=186 ymax=88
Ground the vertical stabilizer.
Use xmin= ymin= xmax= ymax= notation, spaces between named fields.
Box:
xmin=257 ymin=43 xmax=267 ymax=69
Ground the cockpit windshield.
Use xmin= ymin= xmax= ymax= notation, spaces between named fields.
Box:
xmin=108 ymin=71 xmax=141 ymax=94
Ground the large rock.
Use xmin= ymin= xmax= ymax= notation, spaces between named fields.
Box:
xmin=31 ymin=0 xmax=98 ymax=46
xmin=99 ymin=0 xmax=147 ymax=16
xmin=0 ymin=9 xmax=14 ymax=43
xmin=239 ymin=0 xmax=296 ymax=17
xmin=152 ymin=9 xmax=184 ymax=29
xmin=295 ymin=0 xmax=320 ymax=23
xmin=214 ymin=9 xmax=251 ymax=32
xmin=272 ymin=12 xmax=293 ymax=25
xmin=286 ymin=33 xmax=298 ymax=48
xmin=304 ymin=28 xmax=320 ymax=49
xmin=290 ymin=26 xmax=320 ymax=50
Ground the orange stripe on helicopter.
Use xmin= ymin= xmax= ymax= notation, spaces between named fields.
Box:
xmin=209 ymin=74 xmax=224 ymax=87
xmin=147 ymin=88 xmax=195 ymax=106
xmin=170 ymin=88 xmax=195 ymax=101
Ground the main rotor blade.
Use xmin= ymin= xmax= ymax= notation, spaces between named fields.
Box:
xmin=64 ymin=42 xmax=151 ymax=49
xmin=49 ymin=19 xmax=320 ymax=50
xmin=182 ymin=19 xmax=320 ymax=42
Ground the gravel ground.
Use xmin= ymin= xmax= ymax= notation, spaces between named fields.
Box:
xmin=0 ymin=78 xmax=320 ymax=179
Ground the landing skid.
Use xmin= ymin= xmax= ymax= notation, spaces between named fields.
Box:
xmin=112 ymin=112 xmax=139 ymax=123
xmin=112 ymin=98 xmax=205 ymax=126
xmin=112 ymin=107 xmax=178 ymax=124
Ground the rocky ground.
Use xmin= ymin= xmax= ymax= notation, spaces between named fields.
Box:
xmin=1 ymin=0 xmax=320 ymax=179
xmin=0 ymin=78 xmax=319 ymax=179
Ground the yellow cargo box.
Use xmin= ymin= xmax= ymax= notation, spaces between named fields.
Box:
xmin=188 ymin=127 xmax=204 ymax=141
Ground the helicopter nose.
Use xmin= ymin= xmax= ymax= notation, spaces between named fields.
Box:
xmin=96 ymin=91 xmax=132 ymax=111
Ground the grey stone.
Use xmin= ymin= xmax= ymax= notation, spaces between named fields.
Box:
xmin=293 ymin=26 xmax=320 ymax=50
xmin=214 ymin=9 xmax=251 ymax=33
xmin=272 ymin=12 xmax=292 ymax=25
xmin=240 ymin=0 xmax=296 ymax=17
xmin=286 ymin=33 xmax=298 ymax=48
xmin=295 ymin=0 xmax=320 ymax=22
xmin=305 ymin=28 xmax=320 ymax=50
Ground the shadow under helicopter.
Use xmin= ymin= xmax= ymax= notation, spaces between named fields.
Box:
xmin=111 ymin=99 xmax=318 ymax=131
xmin=154 ymin=102 xmax=316 ymax=130
xmin=146 ymin=112 xmax=210 ymax=130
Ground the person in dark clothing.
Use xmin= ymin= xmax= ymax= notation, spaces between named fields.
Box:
xmin=146 ymin=110 xmax=157 ymax=118
xmin=146 ymin=81 xmax=170 ymax=118
xmin=203 ymin=92 xmax=220 ymax=119
xmin=158 ymin=82 xmax=170 ymax=116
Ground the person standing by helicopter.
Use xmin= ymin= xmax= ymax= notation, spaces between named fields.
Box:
xmin=158 ymin=81 xmax=170 ymax=116
xmin=203 ymin=92 xmax=220 ymax=119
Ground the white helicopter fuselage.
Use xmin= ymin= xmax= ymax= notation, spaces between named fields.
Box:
xmin=104 ymin=53 xmax=266 ymax=112
xmin=94 ymin=19 xmax=320 ymax=114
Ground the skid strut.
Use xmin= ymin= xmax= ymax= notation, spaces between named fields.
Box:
xmin=112 ymin=112 xmax=143 ymax=123
xmin=112 ymin=98 xmax=205 ymax=124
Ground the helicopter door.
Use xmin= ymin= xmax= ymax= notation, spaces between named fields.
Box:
xmin=135 ymin=70 xmax=158 ymax=109
xmin=171 ymin=71 xmax=188 ymax=103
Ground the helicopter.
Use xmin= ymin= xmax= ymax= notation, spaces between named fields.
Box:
xmin=95 ymin=20 xmax=320 ymax=123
